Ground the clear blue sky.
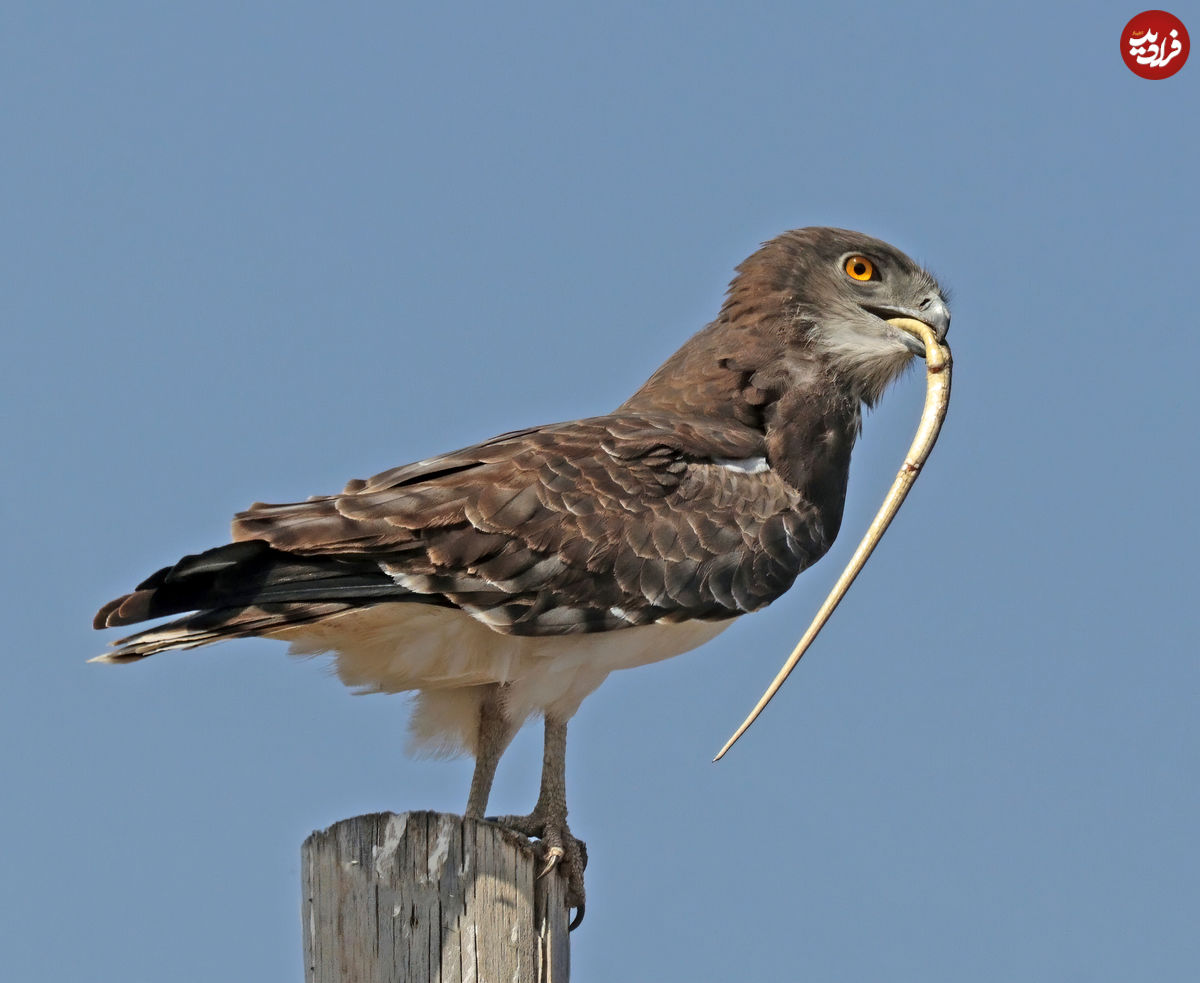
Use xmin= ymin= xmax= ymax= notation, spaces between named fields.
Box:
xmin=4 ymin=2 xmax=1197 ymax=980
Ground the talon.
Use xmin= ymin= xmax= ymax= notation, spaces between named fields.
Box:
xmin=538 ymin=845 xmax=565 ymax=879
xmin=486 ymin=809 xmax=586 ymax=927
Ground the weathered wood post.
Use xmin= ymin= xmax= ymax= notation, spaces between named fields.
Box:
xmin=302 ymin=812 xmax=571 ymax=983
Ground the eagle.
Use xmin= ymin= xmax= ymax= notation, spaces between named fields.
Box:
xmin=94 ymin=227 xmax=950 ymax=926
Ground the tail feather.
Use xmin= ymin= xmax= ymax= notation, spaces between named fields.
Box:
xmin=92 ymin=539 xmax=433 ymax=662
xmin=94 ymin=540 xmax=410 ymax=629
xmin=91 ymin=601 xmax=354 ymax=663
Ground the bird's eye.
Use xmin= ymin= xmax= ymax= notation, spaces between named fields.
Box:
xmin=844 ymin=256 xmax=875 ymax=281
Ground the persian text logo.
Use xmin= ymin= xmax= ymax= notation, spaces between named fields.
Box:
xmin=1122 ymin=10 xmax=1189 ymax=78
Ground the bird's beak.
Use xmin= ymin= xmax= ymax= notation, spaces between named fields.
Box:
xmin=867 ymin=298 xmax=951 ymax=357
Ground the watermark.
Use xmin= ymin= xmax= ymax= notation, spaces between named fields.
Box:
xmin=1122 ymin=10 xmax=1189 ymax=78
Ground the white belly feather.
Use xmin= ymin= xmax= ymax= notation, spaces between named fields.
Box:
xmin=270 ymin=604 xmax=731 ymax=757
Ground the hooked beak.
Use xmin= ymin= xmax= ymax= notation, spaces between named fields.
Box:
xmin=865 ymin=297 xmax=951 ymax=357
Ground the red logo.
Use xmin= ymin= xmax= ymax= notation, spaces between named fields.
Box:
xmin=1122 ymin=10 xmax=1189 ymax=78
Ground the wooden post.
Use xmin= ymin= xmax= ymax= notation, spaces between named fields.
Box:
xmin=302 ymin=812 xmax=571 ymax=983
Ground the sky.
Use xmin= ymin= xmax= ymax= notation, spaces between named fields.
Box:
xmin=3 ymin=2 xmax=1198 ymax=980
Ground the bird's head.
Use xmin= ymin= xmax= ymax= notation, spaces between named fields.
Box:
xmin=727 ymin=227 xmax=950 ymax=407
xmin=623 ymin=226 xmax=950 ymax=421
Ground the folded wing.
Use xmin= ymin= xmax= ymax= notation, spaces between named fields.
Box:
xmin=95 ymin=413 xmax=828 ymax=659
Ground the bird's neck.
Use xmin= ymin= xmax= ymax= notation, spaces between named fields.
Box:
xmin=619 ymin=317 xmax=862 ymax=542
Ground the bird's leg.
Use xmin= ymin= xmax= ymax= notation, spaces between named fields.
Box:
xmin=465 ymin=683 xmax=517 ymax=820
xmin=491 ymin=714 xmax=587 ymax=928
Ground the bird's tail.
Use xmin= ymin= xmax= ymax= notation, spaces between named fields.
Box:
xmin=92 ymin=540 xmax=411 ymax=663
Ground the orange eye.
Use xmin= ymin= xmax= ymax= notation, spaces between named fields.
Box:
xmin=844 ymin=256 xmax=875 ymax=281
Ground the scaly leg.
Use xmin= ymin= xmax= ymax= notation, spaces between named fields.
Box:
xmin=465 ymin=683 xmax=518 ymax=819
xmin=491 ymin=714 xmax=587 ymax=928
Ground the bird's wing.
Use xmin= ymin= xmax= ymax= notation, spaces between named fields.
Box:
xmin=232 ymin=413 xmax=827 ymax=635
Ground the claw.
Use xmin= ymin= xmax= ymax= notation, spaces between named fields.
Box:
xmin=538 ymin=845 xmax=565 ymax=879
xmin=487 ymin=812 xmax=587 ymax=928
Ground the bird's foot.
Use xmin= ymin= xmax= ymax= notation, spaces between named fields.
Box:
xmin=488 ymin=810 xmax=588 ymax=929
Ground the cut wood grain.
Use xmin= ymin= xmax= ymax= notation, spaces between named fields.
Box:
xmin=302 ymin=812 xmax=570 ymax=982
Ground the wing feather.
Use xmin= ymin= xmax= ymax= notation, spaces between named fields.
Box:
xmin=229 ymin=413 xmax=831 ymax=635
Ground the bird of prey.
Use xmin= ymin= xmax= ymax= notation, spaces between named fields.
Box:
xmin=93 ymin=227 xmax=950 ymax=926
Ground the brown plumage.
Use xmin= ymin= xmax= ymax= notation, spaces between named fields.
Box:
xmin=93 ymin=227 xmax=950 ymax=925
